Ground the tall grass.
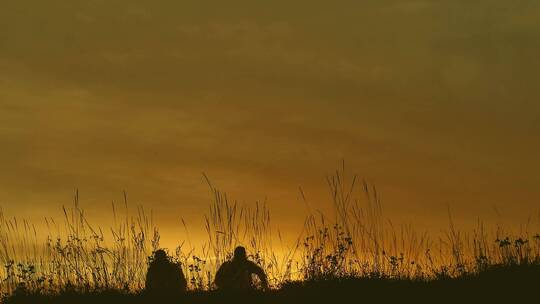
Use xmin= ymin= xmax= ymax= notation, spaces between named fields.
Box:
xmin=0 ymin=166 xmax=539 ymax=297
xmin=0 ymin=191 xmax=159 ymax=296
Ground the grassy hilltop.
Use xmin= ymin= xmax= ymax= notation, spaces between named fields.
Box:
xmin=1 ymin=168 xmax=539 ymax=303
xmin=5 ymin=264 xmax=540 ymax=304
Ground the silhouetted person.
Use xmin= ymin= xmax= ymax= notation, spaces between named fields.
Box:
xmin=214 ymin=246 xmax=269 ymax=290
xmin=145 ymin=249 xmax=187 ymax=295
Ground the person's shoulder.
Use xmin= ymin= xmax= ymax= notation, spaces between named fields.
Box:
xmin=246 ymin=260 xmax=263 ymax=269
xmin=220 ymin=260 xmax=233 ymax=268
xmin=218 ymin=260 xmax=235 ymax=272
xmin=147 ymin=260 xmax=160 ymax=269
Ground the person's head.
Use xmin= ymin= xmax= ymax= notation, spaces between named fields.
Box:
xmin=153 ymin=249 xmax=168 ymax=262
xmin=233 ymin=246 xmax=247 ymax=261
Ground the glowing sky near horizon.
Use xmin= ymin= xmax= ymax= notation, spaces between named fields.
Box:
xmin=1 ymin=0 xmax=540 ymax=247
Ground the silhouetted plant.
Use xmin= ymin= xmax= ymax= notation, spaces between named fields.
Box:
xmin=0 ymin=165 xmax=539 ymax=297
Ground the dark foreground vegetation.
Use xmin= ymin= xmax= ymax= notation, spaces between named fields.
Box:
xmin=2 ymin=166 xmax=539 ymax=303
xmin=5 ymin=263 xmax=540 ymax=304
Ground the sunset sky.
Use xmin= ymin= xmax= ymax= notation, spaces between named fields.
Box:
xmin=1 ymin=1 xmax=539 ymax=247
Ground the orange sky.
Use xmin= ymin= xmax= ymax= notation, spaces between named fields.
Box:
xmin=1 ymin=0 xmax=540 ymax=248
